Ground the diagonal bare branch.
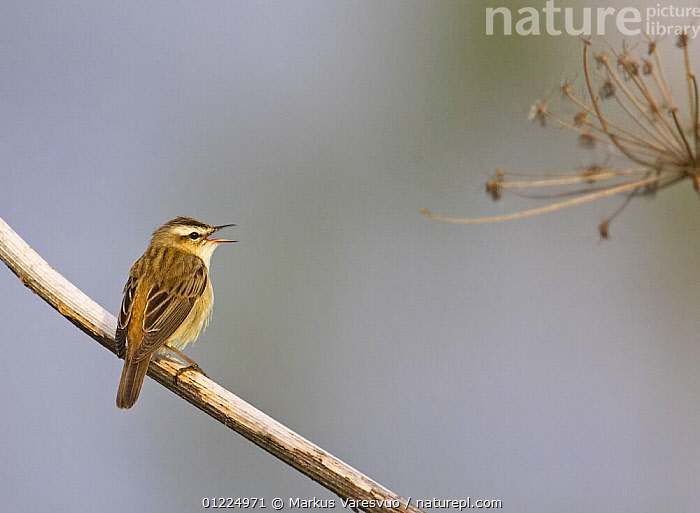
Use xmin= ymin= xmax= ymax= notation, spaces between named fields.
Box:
xmin=0 ymin=216 xmax=423 ymax=513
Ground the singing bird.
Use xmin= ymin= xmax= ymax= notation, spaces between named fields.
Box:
xmin=115 ymin=216 xmax=235 ymax=409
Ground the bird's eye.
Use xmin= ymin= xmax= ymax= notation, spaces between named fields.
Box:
xmin=189 ymin=232 xmax=200 ymax=240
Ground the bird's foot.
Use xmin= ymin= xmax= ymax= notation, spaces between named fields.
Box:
xmin=162 ymin=343 xmax=208 ymax=385
xmin=173 ymin=362 xmax=208 ymax=385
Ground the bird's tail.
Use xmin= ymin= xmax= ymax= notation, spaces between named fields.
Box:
xmin=116 ymin=357 xmax=150 ymax=409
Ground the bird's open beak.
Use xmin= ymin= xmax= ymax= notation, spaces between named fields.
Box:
xmin=206 ymin=223 xmax=237 ymax=243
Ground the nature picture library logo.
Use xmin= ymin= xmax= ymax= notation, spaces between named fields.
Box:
xmin=485 ymin=1 xmax=700 ymax=38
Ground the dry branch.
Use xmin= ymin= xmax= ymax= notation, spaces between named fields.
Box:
xmin=0 ymin=217 xmax=423 ymax=513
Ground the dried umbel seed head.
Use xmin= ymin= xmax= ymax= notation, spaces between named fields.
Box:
xmin=583 ymin=166 xmax=603 ymax=184
xmin=579 ymin=133 xmax=597 ymax=149
xmin=573 ymin=111 xmax=588 ymax=127
xmin=617 ymin=52 xmax=640 ymax=78
xmin=529 ymin=101 xmax=548 ymax=127
xmin=623 ymin=59 xmax=639 ymax=77
xmin=486 ymin=170 xmax=505 ymax=200
xmin=594 ymin=52 xmax=609 ymax=67
xmin=422 ymin=36 xmax=699 ymax=238
xmin=599 ymin=80 xmax=615 ymax=99
xmin=560 ymin=82 xmax=572 ymax=96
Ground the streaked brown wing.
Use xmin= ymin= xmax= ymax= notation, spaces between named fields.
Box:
xmin=115 ymin=275 xmax=137 ymax=359
xmin=131 ymin=259 xmax=207 ymax=362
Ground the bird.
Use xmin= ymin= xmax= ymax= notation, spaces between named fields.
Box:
xmin=115 ymin=216 xmax=235 ymax=409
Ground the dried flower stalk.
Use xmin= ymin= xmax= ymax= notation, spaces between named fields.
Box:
xmin=422 ymin=36 xmax=699 ymax=237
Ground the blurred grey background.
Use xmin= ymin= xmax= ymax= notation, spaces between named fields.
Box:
xmin=2 ymin=1 xmax=699 ymax=512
